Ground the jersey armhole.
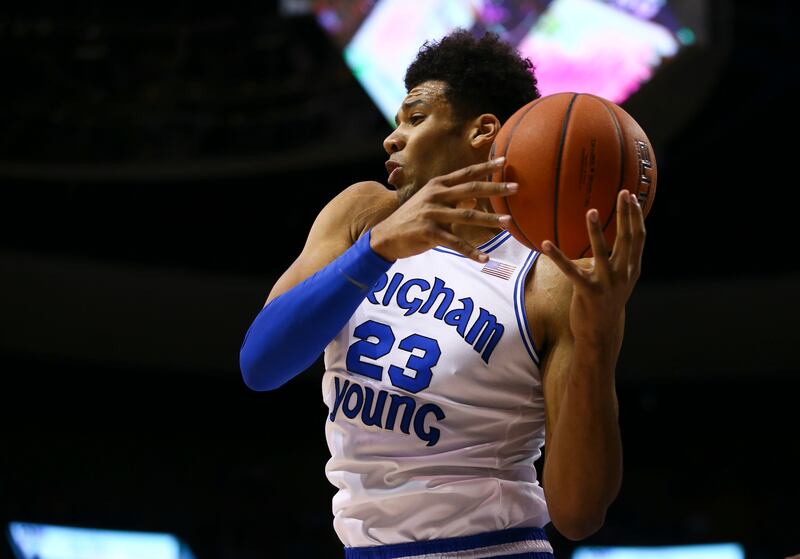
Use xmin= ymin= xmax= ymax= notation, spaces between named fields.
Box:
xmin=513 ymin=250 xmax=541 ymax=367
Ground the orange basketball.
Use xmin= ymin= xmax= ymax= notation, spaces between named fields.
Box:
xmin=490 ymin=92 xmax=657 ymax=258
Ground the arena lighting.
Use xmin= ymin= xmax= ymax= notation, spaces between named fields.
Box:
xmin=572 ymin=542 xmax=745 ymax=559
xmin=7 ymin=522 xmax=197 ymax=559
xmin=310 ymin=0 xmax=702 ymax=124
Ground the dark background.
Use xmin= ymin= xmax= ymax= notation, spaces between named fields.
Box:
xmin=1 ymin=1 xmax=798 ymax=558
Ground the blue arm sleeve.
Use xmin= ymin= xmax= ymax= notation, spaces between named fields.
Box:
xmin=239 ymin=230 xmax=393 ymax=391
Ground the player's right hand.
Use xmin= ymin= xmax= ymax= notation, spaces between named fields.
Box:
xmin=369 ymin=157 xmax=517 ymax=263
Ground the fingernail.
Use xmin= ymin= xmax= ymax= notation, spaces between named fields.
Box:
xmin=506 ymin=182 xmax=518 ymax=192
xmin=589 ymin=210 xmax=599 ymax=223
xmin=478 ymin=253 xmax=489 ymax=262
xmin=499 ymin=215 xmax=512 ymax=224
xmin=493 ymin=156 xmax=506 ymax=164
xmin=633 ymin=194 xmax=641 ymax=206
xmin=542 ymin=241 xmax=552 ymax=252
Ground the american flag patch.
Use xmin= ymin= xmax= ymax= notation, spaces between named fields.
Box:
xmin=480 ymin=259 xmax=517 ymax=280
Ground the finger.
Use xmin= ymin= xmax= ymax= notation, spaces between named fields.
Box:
xmin=611 ymin=190 xmax=633 ymax=270
xmin=541 ymin=240 xmax=587 ymax=285
xmin=586 ymin=208 xmax=611 ymax=280
xmin=438 ymin=156 xmax=506 ymax=187
xmin=433 ymin=228 xmax=489 ymax=263
xmin=426 ymin=207 xmax=512 ymax=228
xmin=628 ymin=194 xmax=646 ymax=280
xmin=436 ymin=180 xmax=518 ymax=203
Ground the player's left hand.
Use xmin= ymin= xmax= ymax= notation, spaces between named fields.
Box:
xmin=541 ymin=189 xmax=645 ymax=347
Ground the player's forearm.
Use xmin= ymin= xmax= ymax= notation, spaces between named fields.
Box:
xmin=544 ymin=339 xmax=623 ymax=540
xmin=239 ymin=231 xmax=392 ymax=391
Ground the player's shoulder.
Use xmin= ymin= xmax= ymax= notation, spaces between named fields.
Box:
xmin=318 ymin=181 xmax=390 ymax=220
xmin=339 ymin=180 xmax=395 ymax=204
xmin=334 ymin=181 xmax=398 ymax=238
xmin=542 ymin=254 xmax=592 ymax=287
xmin=525 ymin=255 xmax=591 ymax=346
xmin=526 ymin=254 xmax=588 ymax=303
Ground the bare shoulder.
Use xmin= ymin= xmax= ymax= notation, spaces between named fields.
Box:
xmin=309 ymin=181 xmax=396 ymax=244
xmin=339 ymin=180 xmax=393 ymax=203
xmin=524 ymin=254 xmax=592 ymax=350
xmin=324 ymin=180 xmax=390 ymax=219
xmin=332 ymin=181 xmax=398 ymax=241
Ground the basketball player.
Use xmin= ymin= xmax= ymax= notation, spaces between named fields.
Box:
xmin=240 ymin=31 xmax=646 ymax=558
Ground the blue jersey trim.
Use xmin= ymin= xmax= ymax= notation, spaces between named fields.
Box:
xmin=433 ymin=230 xmax=511 ymax=257
xmin=480 ymin=230 xmax=512 ymax=252
xmin=514 ymin=250 xmax=541 ymax=366
xmin=488 ymin=553 xmax=554 ymax=559
xmin=344 ymin=527 xmax=549 ymax=559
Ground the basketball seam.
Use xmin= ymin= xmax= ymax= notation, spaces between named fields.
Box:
xmin=554 ymin=93 xmax=579 ymax=250
xmin=579 ymin=96 xmax=626 ymax=259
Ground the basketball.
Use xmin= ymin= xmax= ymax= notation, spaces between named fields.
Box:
xmin=490 ymin=92 xmax=657 ymax=258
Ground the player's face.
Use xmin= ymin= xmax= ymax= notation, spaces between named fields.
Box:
xmin=383 ymin=81 xmax=475 ymax=202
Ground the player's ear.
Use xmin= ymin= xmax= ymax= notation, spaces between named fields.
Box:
xmin=468 ymin=114 xmax=501 ymax=149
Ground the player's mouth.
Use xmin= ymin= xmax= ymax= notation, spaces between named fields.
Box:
xmin=385 ymin=160 xmax=403 ymax=186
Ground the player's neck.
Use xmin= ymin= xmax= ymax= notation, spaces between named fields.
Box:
xmin=451 ymin=199 xmax=502 ymax=247
xmin=452 ymin=223 xmax=503 ymax=248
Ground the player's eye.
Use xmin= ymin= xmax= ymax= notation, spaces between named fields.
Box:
xmin=410 ymin=114 xmax=425 ymax=125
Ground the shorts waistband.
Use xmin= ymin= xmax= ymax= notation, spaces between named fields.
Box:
xmin=344 ymin=527 xmax=554 ymax=559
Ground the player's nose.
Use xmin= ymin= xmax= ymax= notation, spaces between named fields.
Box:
xmin=382 ymin=130 xmax=405 ymax=154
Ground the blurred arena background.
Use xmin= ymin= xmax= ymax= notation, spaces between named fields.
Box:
xmin=0 ymin=1 xmax=797 ymax=558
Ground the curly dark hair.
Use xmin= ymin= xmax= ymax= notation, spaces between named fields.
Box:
xmin=404 ymin=30 xmax=540 ymax=124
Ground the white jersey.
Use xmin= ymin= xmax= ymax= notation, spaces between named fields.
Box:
xmin=322 ymin=230 xmax=549 ymax=548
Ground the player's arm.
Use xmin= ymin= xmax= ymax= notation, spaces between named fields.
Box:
xmin=240 ymin=181 xmax=395 ymax=391
xmin=536 ymin=189 xmax=645 ymax=540
xmin=240 ymin=159 xmax=516 ymax=391
xmin=538 ymin=281 xmax=624 ymax=540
